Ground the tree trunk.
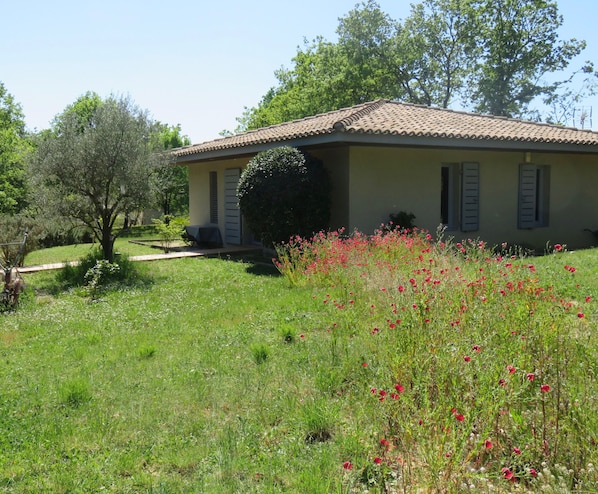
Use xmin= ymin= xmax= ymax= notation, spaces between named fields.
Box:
xmin=101 ymin=227 xmax=115 ymax=262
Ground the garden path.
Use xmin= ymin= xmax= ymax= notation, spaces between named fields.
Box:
xmin=19 ymin=246 xmax=262 ymax=273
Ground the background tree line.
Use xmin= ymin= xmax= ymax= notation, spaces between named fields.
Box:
xmin=0 ymin=0 xmax=596 ymax=261
xmin=235 ymin=0 xmax=596 ymax=132
xmin=0 ymin=87 xmax=190 ymax=262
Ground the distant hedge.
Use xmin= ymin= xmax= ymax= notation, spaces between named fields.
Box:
xmin=237 ymin=146 xmax=331 ymax=246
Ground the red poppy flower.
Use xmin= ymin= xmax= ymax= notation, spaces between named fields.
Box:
xmin=455 ymin=413 xmax=465 ymax=422
xmin=373 ymin=457 xmax=382 ymax=465
xmin=507 ymin=365 xmax=516 ymax=374
xmin=485 ymin=439 xmax=493 ymax=449
xmin=578 ymin=312 xmax=585 ymax=319
xmin=541 ymin=384 xmax=551 ymax=393
xmin=343 ymin=461 xmax=353 ymax=470
xmin=464 ymin=355 xmax=471 ymax=363
xmin=502 ymin=467 xmax=514 ymax=480
xmin=513 ymin=447 xmax=521 ymax=455
xmin=529 ymin=468 xmax=537 ymax=477
xmin=526 ymin=373 xmax=535 ymax=381
xmin=394 ymin=384 xmax=404 ymax=393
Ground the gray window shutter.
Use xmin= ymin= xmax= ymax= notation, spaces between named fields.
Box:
xmin=224 ymin=168 xmax=242 ymax=244
xmin=518 ymin=164 xmax=537 ymax=228
xmin=461 ymin=162 xmax=479 ymax=231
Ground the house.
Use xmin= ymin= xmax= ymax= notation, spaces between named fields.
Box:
xmin=173 ymin=99 xmax=598 ymax=250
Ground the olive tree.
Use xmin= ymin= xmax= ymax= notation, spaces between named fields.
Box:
xmin=30 ymin=94 xmax=155 ymax=261
xmin=237 ymin=146 xmax=331 ymax=246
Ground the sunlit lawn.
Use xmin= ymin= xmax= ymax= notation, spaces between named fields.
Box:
xmin=23 ymin=231 xmax=163 ymax=267
xmin=1 ymin=234 xmax=598 ymax=493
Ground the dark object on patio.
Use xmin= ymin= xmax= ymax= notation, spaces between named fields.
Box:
xmin=184 ymin=225 xmax=223 ymax=248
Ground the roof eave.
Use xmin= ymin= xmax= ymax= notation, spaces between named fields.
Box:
xmin=174 ymin=132 xmax=598 ymax=164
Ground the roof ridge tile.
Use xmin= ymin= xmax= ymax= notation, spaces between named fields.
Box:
xmin=333 ymin=99 xmax=388 ymax=131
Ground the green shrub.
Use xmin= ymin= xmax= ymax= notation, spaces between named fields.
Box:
xmin=152 ymin=215 xmax=189 ymax=253
xmin=83 ymin=259 xmax=121 ymax=299
xmin=388 ymin=211 xmax=416 ymax=231
xmin=237 ymin=146 xmax=331 ymax=247
xmin=56 ymin=247 xmax=141 ymax=290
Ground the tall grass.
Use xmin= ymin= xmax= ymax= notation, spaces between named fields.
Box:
xmin=276 ymin=229 xmax=598 ymax=492
xmin=1 ymin=231 xmax=596 ymax=492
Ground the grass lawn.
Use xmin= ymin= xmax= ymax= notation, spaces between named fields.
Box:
xmin=22 ymin=228 xmax=164 ymax=267
xmin=2 ymin=233 xmax=598 ymax=492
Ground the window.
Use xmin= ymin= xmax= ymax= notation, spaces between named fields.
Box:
xmin=441 ymin=162 xmax=479 ymax=231
xmin=518 ymin=164 xmax=550 ymax=228
xmin=209 ymin=171 xmax=218 ymax=224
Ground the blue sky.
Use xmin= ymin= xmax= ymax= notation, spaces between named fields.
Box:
xmin=2 ymin=0 xmax=597 ymax=144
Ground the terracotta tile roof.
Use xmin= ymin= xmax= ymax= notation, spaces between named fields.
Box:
xmin=173 ymin=99 xmax=598 ymax=158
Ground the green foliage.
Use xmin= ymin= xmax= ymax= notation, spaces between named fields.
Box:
xmin=0 ymin=82 xmax=31 ymax=214
xmin=469 ymin=0 xmax=586 ymax=117
xmin=388 ymin=211 xmax=416 ymax=231
xmin=0 ymin=214 xmax=44 ymax=267
xmin=83 ymin=259 xmax=121 ymax=299
xmin=152 ymin=216 xmax=189 ymax=253
xmin=34 ymin=215 xmax=93 ymax=249
xmin=394 ymin=0 xmax=475 ymax=107
xmin=29 ymin=94 xmax=156 ymax=262
xmin=237 ymin=1 xmax=401 ymax=131
xmin=301 ymin=398 xmax=335 ymax=443
xmin=250 ymin=342 xmax=271 ymax=365
xmin=56 ymin=247 xmax=141 ymax=290
xmin=55 ymin=91 xmax=103 ymax=133
xmin=59 ymin=378 xmax=92 ymax=407
xmin=137 ymin=345 xmax=156 ymax=359
xmin=237 ymin=146 xmax=331 ymax=246
xmin=236 ymin=0 xmax=587 ymax=130
xmin=150 ymin=123 xmax=191 ymax=217
xmin=3 ymin=249 xmax=598 ymax=491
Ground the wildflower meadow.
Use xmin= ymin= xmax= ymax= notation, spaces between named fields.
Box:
xmin=1 ymin=228 xmax=597 ymax=493
xmin=275 ymin=228 xmax=598 ymax=492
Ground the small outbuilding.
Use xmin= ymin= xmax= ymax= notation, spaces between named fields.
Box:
xmin=173 ymin=99 xmax=598 ymax=250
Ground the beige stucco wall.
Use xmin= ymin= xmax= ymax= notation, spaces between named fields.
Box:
xmin=348 ymin=146 xmax=598 ymax=249
xmin=187 ymin=144 xmax=598 ymax=250
xmin=188 ymin=157 xmax=250 ymax=228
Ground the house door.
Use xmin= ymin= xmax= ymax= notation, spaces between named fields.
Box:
xmin=224 ymin=168 xmax=242 ymax=244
